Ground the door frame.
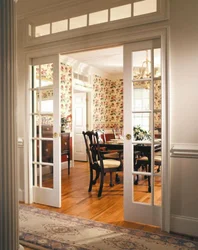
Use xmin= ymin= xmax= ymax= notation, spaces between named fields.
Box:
xmin=23 ymin=27 xmax=170 ymax=232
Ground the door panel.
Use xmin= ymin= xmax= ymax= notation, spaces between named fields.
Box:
xmin=74 ymin=93 xmax=87 ymax=161
xmin=124 ymin=40 xmax=162 ymax=226
xmin=31 ymin=55 xmax=61 ymax=207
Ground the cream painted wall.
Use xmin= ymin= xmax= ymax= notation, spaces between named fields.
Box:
xmin=17 ymin=0 xmax=65 ymax=18
xmin=170 ymin=0 xmax=198 ymax=220
xmin=170 ymin=0 xmax=198 ymax=144
xmin=16 ymin=0 xmax=198 ymax=237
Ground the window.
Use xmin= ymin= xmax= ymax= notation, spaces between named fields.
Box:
xmin=133 ymin=0 xmax=157 ymax=17
xmin=89 ymin=10 xmax=108 ymax=25
xmin=28 ymin=24 xmax=32 ymax=36
xmin=35 ymin=24 xmax=50 ymax=37
xmin=133 ymin=88 xmax=150 ymax=131
xmin=133 ymin=88 xmax=150 ymax=111
xmin=69 ymin=15 xmax=87 ymax=30
xmin=29 ymin=0 xmax=166 ymax=40
xmin=52 ymin=20 xmax=68 ymax=34
xmin=41 ymin=100 xmax=53 ymax=113
xmin=110 ymin=4 xmax=131 ymax=21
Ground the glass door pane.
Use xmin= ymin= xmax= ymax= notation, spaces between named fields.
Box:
xmin=30 ymin=55 xmax=61 ymax=207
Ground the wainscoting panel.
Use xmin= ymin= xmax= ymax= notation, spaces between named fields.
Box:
xmin=171 ymin=214 xmax=198 ymax=237
xmin=170 ymin=150 xmax=198 ymax=237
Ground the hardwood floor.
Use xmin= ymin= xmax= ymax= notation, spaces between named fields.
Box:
xmin=22 ymin=162 xmax=198 ymax=249
xmin=30 ymin=161 xmax=162 ymax=232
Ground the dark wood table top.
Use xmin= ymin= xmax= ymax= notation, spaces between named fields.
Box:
xmin=99 ymin=142 xmax=161 ymax=152
xmin=99 ymin=142 xmax=123 ymax=150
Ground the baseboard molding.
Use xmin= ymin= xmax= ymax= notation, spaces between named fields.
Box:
xmin=61 ymin=160 xmax=73 ymax=170
xmin=19 ymin=188 xmax=24 ymax=202
xmin=171 ymin=214 xmax=198 ymax=237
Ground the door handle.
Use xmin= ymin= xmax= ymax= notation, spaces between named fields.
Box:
xmin=53 ymin=132 xmax=58 ymax=138
xmin=126 ymin=134 xmax=132 ymax=140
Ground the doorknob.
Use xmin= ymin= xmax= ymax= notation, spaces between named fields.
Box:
xmin=53 ymin=132 xmax=58 ymax=138
xmin=126 ymin=134 xmax=132 ymax=140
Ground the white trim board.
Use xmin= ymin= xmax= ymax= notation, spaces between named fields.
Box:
xmin=171 ymin=214 xmax=198 ymax=237
xmin=19 ymin=188 xmax=24 ymax=202
xmin=171 ymin=144 xmax=198 ymax=159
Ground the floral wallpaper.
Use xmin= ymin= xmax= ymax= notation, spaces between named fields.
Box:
xmin=35 ymin=64 xmax=161 ymax=132
xmin=36 ymin=63 xmax=53 ymax=82
xmin=92 ymin=76 xmax=123 ymax=130
xmin=92 ymin=76 xmax=161 ymax=131
xmin=60 ymin=62 xmax=72 ymax=131
xmin=35 ymin=63 xmax=72 ymax=131
xmin=154 ymin=80 xmax=161 ymax=129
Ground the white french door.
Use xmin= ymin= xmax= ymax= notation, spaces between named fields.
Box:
xmin=30 ymin=55 xmax=61 ymax=207
xmin=124 ymin=40 xmax=163 ymax=226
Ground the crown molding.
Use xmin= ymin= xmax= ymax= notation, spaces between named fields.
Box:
xmin=17 ymin=0 xmax=89 ymax=20
xmin=16 ymin=0 xmax=141 ymax=20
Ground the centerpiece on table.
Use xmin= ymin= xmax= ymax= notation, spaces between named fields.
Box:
xmin=133 ymin=125 xmax=151 ymax=141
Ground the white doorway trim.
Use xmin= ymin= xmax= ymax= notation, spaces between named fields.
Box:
xmin=22 ymin=27 xmax=170 ymax=232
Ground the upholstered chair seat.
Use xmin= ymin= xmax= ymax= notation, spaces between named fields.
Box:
xmin=98 ymin=159 xmax=121 ymax=168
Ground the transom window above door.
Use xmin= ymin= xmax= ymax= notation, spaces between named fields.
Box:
xmin=26 ymin=0 xmax=168 ymax=46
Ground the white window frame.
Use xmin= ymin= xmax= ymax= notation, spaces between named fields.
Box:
xmin=24 ymin=0 xmax=169 ymax=47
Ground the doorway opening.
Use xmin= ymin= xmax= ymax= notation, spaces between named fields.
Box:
xmin=29 ymin=40 xmax=164 ymax=228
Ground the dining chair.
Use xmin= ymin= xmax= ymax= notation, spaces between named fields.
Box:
xmin=113 ymin=128 xmax=123 ymax=139
xmin=61 ymin=132 xmax=71 ymax=175
xmin=82 ymin=130 xmax=123 ymax=197
xmin=101 ymin=130 xmax=120 ymax=159
xmin=135 ymin=155 xmax=149 ymax=185
xmin=135 ymin=150 xmax=162 ymax=185
xmin=97 ymin=129 xmax=123 ymax=183
xmin=154 ymin=151 xmax=161 ymax=173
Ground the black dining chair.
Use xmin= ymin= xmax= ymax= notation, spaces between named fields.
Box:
xmin=97 ymin=129 xmax=120 ymax=159
xmin=98 ymin=130 xmax=123 ymax=184
xmin=134 ymin=145 xmax=162 ymax=192
xmin=82 ymin=130 xmax=123 ymax=197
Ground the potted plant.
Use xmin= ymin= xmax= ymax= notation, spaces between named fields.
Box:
xmin=61 ymin=114 xmax=72 ymax=132
xmin=133 ymin=125 xmax=151 ymax=141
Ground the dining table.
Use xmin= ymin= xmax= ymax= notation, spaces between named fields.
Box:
xmin=99 ymin=140 xmax=161 ymax=192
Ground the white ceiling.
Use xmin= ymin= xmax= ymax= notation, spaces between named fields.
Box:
xmin=64 ymin=46 xmax=124 ymax=75
xmin=63 ymin=46 xmax=161 ymax=75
